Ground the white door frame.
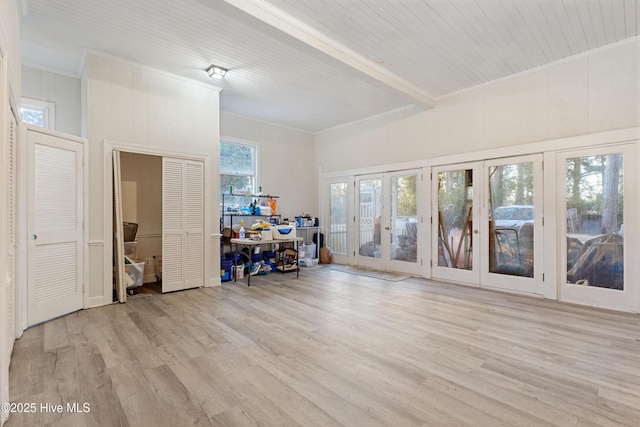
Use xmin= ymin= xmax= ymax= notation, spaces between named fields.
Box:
xmin=431 ymin=161 xmax=482 ymax=286
xmin=103 ymin=140 xmax=211 ymax=302
xmin=481 ymin=154 xmax=544 ymax=295
xmin=321 ymin=176 xmax=353 ymax=265
xmin=353 ymin=171 xmax=422 ymax=274
xmin=555 ymin=143 xmax=638 ymax=312
xmin=385 ymin=169 xmax=422 ymax=276
xmin=27 ymin=127 xmax=87 ymax=325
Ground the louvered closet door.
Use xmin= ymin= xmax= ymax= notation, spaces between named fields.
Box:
xmin=5 ymin=113 xmax=17 ymax=353
xmin=184 ymin=161 xmax=204 ymax=289
xmin=162 ymin=158 xmax=185 ymax=292
xmin=162 ymin=158 xmax=204 ymax=292
xmin=28 ymin=131 xmax=84 ymax=326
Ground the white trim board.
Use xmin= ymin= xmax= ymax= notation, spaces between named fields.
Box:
xmin=319 ymin=127 xmax=640 ymax=180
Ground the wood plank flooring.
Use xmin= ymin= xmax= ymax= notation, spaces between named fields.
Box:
xmin=7 ymin=266 xmax=640 ymax=426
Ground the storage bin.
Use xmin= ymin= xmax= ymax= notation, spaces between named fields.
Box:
xmin=272 ymin=224 xmax=296 ymax=240
xmin=298 ymin=243 xmax=316 ymax=260
xmin=261 ymin=228 xmax=273 ymax=241
xmin=234 ymin=264 xmax=244 ymax=279
xmin=124 ymin=258 xmax=144 ymax=288
xmin=299 ymin=258 xmax=319 ymax=267
xmin=124 ymin=241 xmax=138 ymax=257
xmin=255 ymin=205 xmax=272 ymax=216
xmin=225 ymin=252 xmax=241 ymax=263
xmin=220 ymin=259 xmax=232 ymax=282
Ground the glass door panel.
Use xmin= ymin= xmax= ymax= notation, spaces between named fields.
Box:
xmin=488 ymin=162 xmax=535 ymax=278
xmin=558 ymin=145 xmax=637 ymax=312
xmin=356 ymin=176 xmax=382 ymax=268
xmin=387 ymin=171 xmax=420 ymax=275
xmin=328 ymin=181 xmax=349 ymax=264
xmin=432 ymin=163 xmax=480 ymax=284
xmin=483 ymin=155 xmax=543 ymax=294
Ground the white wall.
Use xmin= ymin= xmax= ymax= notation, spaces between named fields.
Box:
xmin=221 ymin=111 xmax=317 ymax=221
xmin=85 ymin=53 xmax=220 ymax=307
xmin=316 ymin=38 xmax=640 ymax=172
xmin=21 ymin=66 xmax=81 ymax=136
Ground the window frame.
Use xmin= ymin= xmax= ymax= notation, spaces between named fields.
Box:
xmin=20 ymin=97 xmax=56 ymax=129
xmin=219 ymin=139 xmax=259 ymax=199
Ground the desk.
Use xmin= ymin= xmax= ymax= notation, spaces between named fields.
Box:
xmin=230 ymin=237 xmax=302 ymax=286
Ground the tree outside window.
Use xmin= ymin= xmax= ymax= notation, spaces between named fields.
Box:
xmin=220 ymin=140 xmax=257 ymax=207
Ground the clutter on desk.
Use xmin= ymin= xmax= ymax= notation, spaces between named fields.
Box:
xmin=295 ymin=214 xmax=318 ymax=228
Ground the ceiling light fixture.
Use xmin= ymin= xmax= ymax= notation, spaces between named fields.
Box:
xmin=206 ymin=64 xmax=228 ymax=79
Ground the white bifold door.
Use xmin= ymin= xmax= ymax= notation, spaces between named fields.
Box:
xmin=162 ymin=158 xmax=204 ymax=293
xmin=28 ymin=130 xmax=84 ymax=325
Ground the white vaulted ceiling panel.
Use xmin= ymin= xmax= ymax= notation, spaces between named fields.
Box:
xmin=263 ymin=0 xmax=638 ymax=98
xmin=20 ymin=0 xmax=638 ymax=132
xmin=21 ymin=0 xmax=414 ymax=132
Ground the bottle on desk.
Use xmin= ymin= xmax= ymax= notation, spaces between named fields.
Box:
xmin=239 ymin=219 xmax=246 ymax=239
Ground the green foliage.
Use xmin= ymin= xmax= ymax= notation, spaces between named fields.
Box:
xmin=392 ymin=174 xmax=417 ymax=217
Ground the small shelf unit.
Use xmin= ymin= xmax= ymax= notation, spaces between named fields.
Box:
xmin=220 ymin=194 xmax=280 ymax=251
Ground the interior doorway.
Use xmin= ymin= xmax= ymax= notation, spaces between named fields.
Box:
xmin=111 ymin=150 xmax=205 ymax=298
xmin=113 ymin=152 xmax=163 ymax=299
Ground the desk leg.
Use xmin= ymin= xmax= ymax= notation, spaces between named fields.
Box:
xmin=247 ymin=251 xmax=251 ymax=287
xmin=296 ymin=240 xmax=299 ymax=278
xmin=233 ymin=244 xmax=237 ymax=283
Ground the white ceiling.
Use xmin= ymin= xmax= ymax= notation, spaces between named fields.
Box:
xmin=21 ymin=0 xmax=639 ymax=133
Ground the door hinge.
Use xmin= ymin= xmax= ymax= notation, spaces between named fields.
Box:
xmin=430 ymin=217 xmax=433 ymax=224
xmin=430 ymin=260 xmax=433 ymax=267
xmin=542 ymin=273 xmax=545 ymax=282
xmin=542 ymin=216 xmax=544 ymax=226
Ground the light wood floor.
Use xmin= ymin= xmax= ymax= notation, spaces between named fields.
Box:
xmin=7 ymin=266 xmax=640 ymax=426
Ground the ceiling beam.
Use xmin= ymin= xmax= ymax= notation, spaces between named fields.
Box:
xmin=223 ymin=0 xmax=435 ymax=109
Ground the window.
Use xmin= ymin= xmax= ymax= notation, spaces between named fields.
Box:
xmin=20 ymin=98 xmax=56 ymax=129
xmin=220 ymin=140 xmax=257 ymax=205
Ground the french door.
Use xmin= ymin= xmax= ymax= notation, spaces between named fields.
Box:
xmin=482 ymin=155 xmax=544 ymax=294
xmin=557 ymin=144 xmax=637 ymax=312
xmin=431 ymin=155 xmax=543 ymax=295
xmin=431 ymin=163 xmax=481 ymax=284
xmin=326 ymin=178 xmax=351 ymax=265
xmin=355 ymin=171 xmax=421 ymax=275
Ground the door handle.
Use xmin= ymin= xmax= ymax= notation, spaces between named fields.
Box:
xmin=385 ymin=226 xmax=390 ymax=230
xmin=32 ymin=234 xmax=37 ymax=240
